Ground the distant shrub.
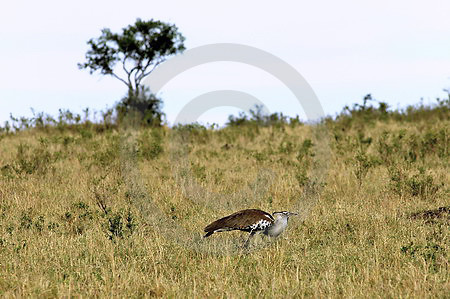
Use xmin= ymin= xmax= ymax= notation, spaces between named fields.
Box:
xmin=116 ymin=87 xmax=164 ymax=127
xmin=376 ymin=127 xmax=448 ymax=166
xmin=226 ymin=105 xmax=301 ymax=128
xmin=92 ymin=145 xmax=118 ymax=168
xmin=60 ymin=201 xmax=95 ymax=235
xmin=296 ymin=139 xmax=314 ymax=164
xmin=401 ymin=241 xmax=447 ymax=273
xmin=406 ymin=170 xmax=441 ymax=198
xmin=102 ymin=208 xmax=136 ymax=241
xmin=331 ymin=94 xmax=449 ymax=131
xmin=295 ymin=166 xmax=309 ymax=187
xmin=19 ymin=210 xmax=33 ymax=230
xmin=191 ymin=162 xmax=207 ymax=182
xmin=172 ymin=123 xmax=210 ymax=144
xmin=10 ymin=139 xmax=56 ymax=176
xmin=138 ymin=129 xmax=164 ymax=160
xmin=353 ymin=150 xmax=378 ymax=186
xmin=278 ymin=138 xmax=295 ymax=155
xmin=388 ymin=166 xmax=442 ymax=199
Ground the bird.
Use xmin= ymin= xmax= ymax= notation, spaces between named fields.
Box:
xmin=203 ymin=209 xmax=297 ymax=246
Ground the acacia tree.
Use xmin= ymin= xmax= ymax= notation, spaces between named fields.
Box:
xmin=78 ymin=18 xmax=185 ymax=125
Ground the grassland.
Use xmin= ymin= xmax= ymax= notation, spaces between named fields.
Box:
xmin=0 ymin=101 xmax=448 ymax=297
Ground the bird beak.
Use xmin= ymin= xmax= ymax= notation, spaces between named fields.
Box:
xmin=289 ymin=212 xmax=298 ymax=216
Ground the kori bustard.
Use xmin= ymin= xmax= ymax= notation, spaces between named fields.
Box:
xmin=204 ymin=209 xmax=297 ymax=246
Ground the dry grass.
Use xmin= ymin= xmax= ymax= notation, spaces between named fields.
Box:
xmin=0 ymin=116 xmax=448 ymax=297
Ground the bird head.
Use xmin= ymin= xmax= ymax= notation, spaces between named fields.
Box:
xmin=272 ymin=211 xmax=298 ymax=220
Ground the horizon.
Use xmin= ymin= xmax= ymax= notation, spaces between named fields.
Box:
xmin=2 ymin=94 xmax=447 ymax=131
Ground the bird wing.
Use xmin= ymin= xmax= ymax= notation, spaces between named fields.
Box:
xmin=204 ymin=209 xmax=274 ymax=232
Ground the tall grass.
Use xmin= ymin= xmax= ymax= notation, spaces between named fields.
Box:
xmin=0 ymin=97 xmax=448 ymax=297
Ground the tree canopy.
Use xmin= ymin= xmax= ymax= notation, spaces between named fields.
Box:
xmin=79 ymin=18 xmax=185 ymax=94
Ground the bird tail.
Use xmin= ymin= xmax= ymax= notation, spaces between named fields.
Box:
xmin=203 ymin=231 xmax=214 ymax=238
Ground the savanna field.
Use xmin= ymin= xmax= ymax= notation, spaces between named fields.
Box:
xmin=0 ymin=101 xmax=448 ymax=297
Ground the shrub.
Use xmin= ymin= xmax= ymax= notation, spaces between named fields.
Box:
xmin=14 ymin=140 xmax=55 ymax=175
xmin=401 ymin=242 xmax=447 ymax=273
xmin=116 ymin=87 xmax=164 ymax=127
xmin=138 ymin=129 xmax=164 ymax=160
xmin=353 ymin=150 xmax=378 ymax=186
xmin=388 ymin=166 xmax=442 ymax=199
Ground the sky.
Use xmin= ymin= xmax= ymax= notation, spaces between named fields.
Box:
xmin=1 ymin=0 xmax=449 ymax=126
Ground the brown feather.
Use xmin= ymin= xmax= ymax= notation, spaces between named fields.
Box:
xmin=204 ymin=209 xmax=274 ymax=233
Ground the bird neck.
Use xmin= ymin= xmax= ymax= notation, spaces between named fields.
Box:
xmin=267 ymin=217 xmax=288 ymax=237
xmin=275 ymin=217 xmax=288 ymax=228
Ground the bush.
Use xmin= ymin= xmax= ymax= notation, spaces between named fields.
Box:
xmin=10 ymin=140 xmax=56 ymax=176
xmin=388 ymin=166 xmax=442 ymax=199
xmin=138 ymin=129 xmax=164 ymax=160
xmin=116 ymin=87 xmax=164 ymax=127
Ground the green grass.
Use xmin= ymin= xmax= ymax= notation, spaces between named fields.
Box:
xmin=0 ymin=103 xmax=448 ymax=297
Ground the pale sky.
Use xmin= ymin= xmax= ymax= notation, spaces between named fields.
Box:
xmin=1 ymin=0 xmax=449 ymax=126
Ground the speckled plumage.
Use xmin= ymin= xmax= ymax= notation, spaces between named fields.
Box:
xmin=203 ymin=209 xmax=297 ymax=240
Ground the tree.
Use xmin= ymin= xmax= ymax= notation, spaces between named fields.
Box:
xmin=78 ymin=19 xmax=185 ymax=125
